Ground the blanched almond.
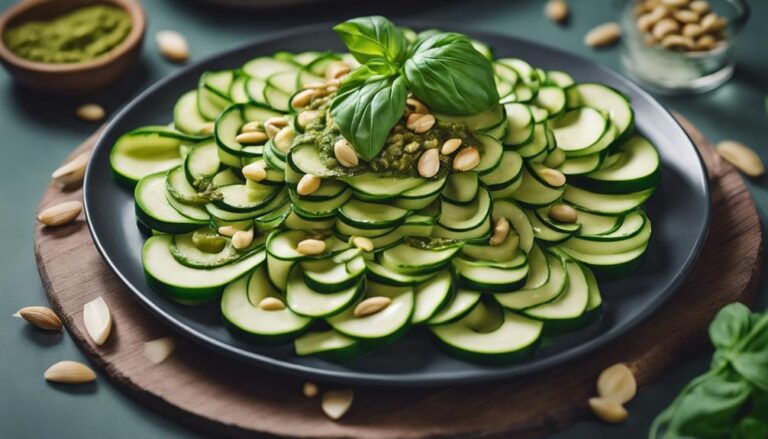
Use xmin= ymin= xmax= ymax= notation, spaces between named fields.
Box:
xmin=143 ymin=336 xmax=176 ymax=365
xmin=232 ymin=228 xmax=254 ymax=250
xmin=297 ymin=174 xmax=321 ymax=195
xmin=440 ymin=138 xmax=462 ymax=155
xmin=258 ymin=297 xmax=286 ymax=311
xmin=354 ymin=296 xmax=391 ymax=317
xmin=83 ymin=296 xmax=112 ymax=346
xmin=76 ymin=103 xmax=105 ymax=122
xmin=417 ymin=149 xmax=440 ymax=178
xmin=334 ymin=139 xmax=359 ymax=168
xmin=585 ymin=23 xmax=622 ymax=47
xmin=545 ymin=0 xmax=569 ymax=23
xmin=489 ymin=217 xmax=510 ymax=246
xmin=597 ymin=363 xmax=637 ymax=404
xmin=406 ymin=113 xmax=436 ymax=133
xmin=156 ymin=30 xmax=189 ymax=62
xmin=17 ymin=306 xmax=63 ymax=331
xmin=37 ymin=201 xmax=82 ymax=226
xmin=242 ymin=162 xmax=267 ymax=182
xmin=321 ymin=390 xmax=354 ymax=420
xmin=52 ymin=152 xmax=89 ymax=187
xmin=716 ymin=140 xmax=764 ymax=177
xmin=452 ymin=147 xmax=480 ymax=171
xmin=44 ymin=361 xmax=96 ymax=384
xmin=589 ymin=397 xmax=628 ymax=423
xmin=297 ymin=238 xmax=326 ymax=255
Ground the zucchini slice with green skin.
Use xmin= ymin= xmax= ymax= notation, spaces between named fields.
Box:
xmin=142 ymin=235 xmax=266 ymax=304
xmin=338 ymin=199 xmax=409 ymax=230
xmin=288 ymin=143 xmax=345 ymax=178
xmin=398 ymin=176 xmax=447 ymax=200
xmin=215 ymin=103 xmax=282 ymax=163
xmin=294 ymin=329 xmax=362 ymax=361
xmin=110 ymin=131 xmax=188 ymax=186
xmin=453 ymin=256 xmax=529 ymax=292
xmin=301 ymin=252 xmax=366 ymax=293
xmin=426 ymin=289 xmax=482 ymax=325
xmin=171 ymin=229 xmax=265 ymax=268
xmin=135 ymin=173 xmax=208 ymax=233
xmin=365 ymin=260 xmax=437 ymax=286
xmin=242 ymin=57 xmax=297 ymax=80
xmin=412 ymin=270 xmax=454 ymax=324
xmin=525 ymin=209 xmax=573 ymax=245
xmin=547 ymin=70 xmax=574 ymax=88
xmin=509 ymin=168 xmax=565 ymax=207
xmin=438 ymin=187 xmax=492 ymax=232
xmin=579 ymin=135 xmax=660 ymax=193
xmin=164 ymin=167 xmax=211 ymax=222
xmin=558 ymin=243 xmax=648 ymax=279
xmin=562 ymin=212 xmax=650 ymax=254
xmin=566 ymin=83 xmax=634 ymax=144
xmin=327 ymin=282 xmax=414 ymax=342
xmin=432 ymin=215 xmax=491 ymax=241
xmin=535 ymin=207 xmax=582 ymax=234
xmin=342 ymin=174 xmax=424 ymax=201
xmin=523 ymin=257 xmax=590 ymax=326
xmin=221 ymin=266 xmax=312 ymax=343
xmin=532 ymin=85 xmax=566 ymax=118
xmin=462 ymin=231 xmax=520 ymax=263
xmin=557 ymin=151 xmax=605 ymax=176
xmin=577 ymin=210 xmax=624 ymax=236
xmin=503 ymin=103 xmax=534 ymax=146
xmin=285 ymin=266 xmax=363 ymax=318
xmin=380 ymin=242 xmax=462 ymax=275
xmin=213 ymin=183 xmax=281 ymax=213
xmin=492 ymin=200 xmax=534 ymax=253
xmin=495 ymin=251 xmax=566 ymax=310
xmin=442 ymin=172 xmax=479 ymax=205
xmin=549 ymin=107 xmax=608 ymax=155
xmin=267 ymin=230 xmax=346 ymax=261
xmin=564 ymin=184 xmax=655 ymax=215
xmin=185 ymin=140 xmax=220 ymax=185
xmin=479 ymin=151 xmax=524 ymax=191
xmin=431 ymin=300 xmax=543 ymax=363
xmin=174 ymin=90 xmax=210 ymax=135
xmin=435 ymin=104 xmax=505 ymax=132
xmin=473 ymin=135 xmax=504 ymax=175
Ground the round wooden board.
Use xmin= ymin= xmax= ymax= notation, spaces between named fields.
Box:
xmin=34 ymin=115 xmax=762 ymax=438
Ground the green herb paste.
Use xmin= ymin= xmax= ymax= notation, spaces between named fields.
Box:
xmin=3 ymin=5 xmax=132 ymax=64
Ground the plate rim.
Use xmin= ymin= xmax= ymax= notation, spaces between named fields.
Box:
xmin=83 ymin=21 xmax=711 ymax=386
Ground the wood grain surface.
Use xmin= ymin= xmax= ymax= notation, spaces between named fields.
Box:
xmin=33 ymin=115 xmax=762 ymax=438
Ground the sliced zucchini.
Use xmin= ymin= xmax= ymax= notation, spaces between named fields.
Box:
xmin=495 ymin=251 xmax=566 ymax=310
xmin=285 ymin=266 xmax=362 ymax=318
xmin=380 ymin=242 xmax=462 ymax=275
xmin=412 ymin=270 xmax=454 ymax=324
xmin=294 ymin=329 xmax=361 ymax=360
xmin=327 ymin=282 xmax=414 ymax=342
xmin=564 ymin=185 xmax=654 ymax=215
xmin=135 ymin=172 xmax=207 ymax=233
xmin=580 ymin=135 xmax=660 ymax=193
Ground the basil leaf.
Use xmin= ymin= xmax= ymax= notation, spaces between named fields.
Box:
xmin=404 ymin=32 xmax=499 ymax=115
xmin=734 ymin=417 xmax=768 ymax=439
xmin=732 ymin=313 xmax=768 ymax=391
xmin=666 ymin=375 xmax=752 ymax=438
xmin=330 ymin=71 xmax=406 ymax=161
xmin=709 ymin=302 xmax=753 ymax=352
xmin=333 ymin=16 xmax=407 ymax=69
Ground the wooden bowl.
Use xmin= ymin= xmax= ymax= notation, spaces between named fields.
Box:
xmin=0 ymin=0 xmax=146 ymax=95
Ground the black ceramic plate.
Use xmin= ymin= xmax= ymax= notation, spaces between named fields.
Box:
xmin=84 ymin=23 xmax=710 ymax=386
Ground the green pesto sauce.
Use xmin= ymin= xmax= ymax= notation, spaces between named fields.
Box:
xmin=3 ymin=5 xmax=132 ymax=64
xmin=295 ymin=100 xmax=480 ymax=178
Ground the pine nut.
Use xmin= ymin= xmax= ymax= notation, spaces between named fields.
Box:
xmin=544 ymin=148 xmax=566 ymax=168
xmin=589 ymin=397 xmax=628 ymax=423
xmin=417 ymin=149 xmax=440 ymax=178
xmin=652 ymin=18 xmax=680 ymax=40
xmin=44 ymin=361 xmax=97 ymax=384
xmin=297 ymin=174 xmax=321 ymax=195
xmin=199 ymin=122 xmax=214 ymax=135
xmin=406 ymin=98 xmax=429 ymax=114
xmin=274 ymin=126 xmax=295 ymax=153
xmin=597 ymin=363 xmax=637 ymax=404
xmin=585 ymin=23 xmax=621 ymax=47
xmin=235 ymin=131 xmax=268 ymax=145
xmin=673 ymin=9 xmax=699 ymax=23
xmin=218 ymin=226 xmax=238 ymax=237
xmin=350 ymin=236 xmax=374 ymax=252
xmin=297 ymin=238 xmax=326 ymax=255
xmin=321 ymin=390 xmax=354 ymax=420
xmin=406 ymin=113 xmax=436 ymax=133
xmin=265 ymin=117 xmax=289 ymax=129
xmin=302 ymin=81 xmax=327 ymax=89
xmin=297 ymin=110 xmax=322 ymax=129
xmin=52 ymin=152 xmax=89 ymax=187
xmin=143 ymin=336 xmax=176 ymax=365
xmin=441 ymin=138 xmax=462 ymax=155
xmin=76 ymin=103 xmax=105 ymax=122
xmin=37 ymin=201 xmax=82 ymax=226
xmin=334 ymin=139 xmax=359 ymax=167
xmin=232 ymin=228 xmax=254 ymax=250
xmin=539 ymin=167 xmax=567 ymax=187
xmin=258 ymin=297 xmax=286 ymax=311
xmin=688 ymin=0 xmax=709 ymax=14
xmin=661 ymin=34 xmax=695 ymax=51
xmin=549 ymin=204 xmax=578 ymax=223
xmin=716 ymin=140 xmax=764 ymax=177
xmin=83 ymin=296 xmax=112 ymax=346
xmin=17 ymin=306 xmax=63 ymax=331
xmin=291 ymin=89 xmax=315 ymax=109
xmin=242 ymin=162 xmax=267 ymax=182
xmin=325 ymin=61 xmax=351 ymax=80
xmin=545 ymin=0 xmax=569 ymax=24
xmin=682 ymin=23 xmax=704 ymax=38
xmin=265 ymin=123 xmax=281 ymax=139
xmin=489 ymin=217 xmax=510 ymax=246
xmin=661 ymin=0 xmax=688 ymax=7
xmin=354 ymin=296 xmax=392 ymax=317
xmin=695 ymin=34 xmax=717 ymax=51
xmin=303 ymin=381 xmax=319 ymax=398
xmin=156 ymin=30 xmax=189 ymax=63
xmin=637 ymin=6 xmax=670 ymax=32
xmin=452 ymin=147 xmax=481 ymax=171
xmin=240 ymin=121 xmax=262 ymax=133
xmin=700 ymin=12 xmax=725 ymax=31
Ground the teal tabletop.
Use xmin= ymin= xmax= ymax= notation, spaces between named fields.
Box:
xmin=1 ymin=0 xmax=766 ymax=437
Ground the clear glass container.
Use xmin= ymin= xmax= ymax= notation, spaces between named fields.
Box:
xmin=619 ymin=0 xmax=750 ymax=95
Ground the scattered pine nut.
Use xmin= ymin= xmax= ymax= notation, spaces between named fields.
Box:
xmin=240 ymin=121 xmax=262 ymax=133
xmin=334 ymin=139 xmax=359 ymax=168
xmin=291 ymin=89 xmax=315 ymax=109
xmin=83 ymin=297 xmax=112 ymax=346
xmin=242 ymin=162 xmax=267 ymax=182
xmin=549 ymin=204 xmax=578 ymax=223
xmin=143 ymin=336 xmax=176 ymax=365
xmin=417 ymin=149 xmax=440 ymax=178
xmin=452 ymin=147 xmax=481 ymax=172
xmin=321 ymin=390 xmax=354 ymax=420
xmin=156 ymin=30 xmax=189 ymax=62
xmin=37 ymin=201 xmax=82 ymax=226
xmin=297 ymin=174 xmax=321 ymax=196
xmin=589 ymin=397 xmax=628 ymax=424
xmin=16 ymin=306 xmax=63 ymax=331
xmin=258 ymin=297 xmax=286 ymax=311
xmin=545 ymin=0 xmax=569 ymax=24
xmin=597 ymin=363 xmax=637 ymax=404
xmin=274 ymin=126 xmax=295 ymax=153
xmin=489 ymin=217 xmax=510 ymax=246
xmin=232 ymin=228 xmax=254 ymax=250
xmin=76 ymin=103 xmax=105 ymax=122
xmin=44 ymin=361 xmax=97 ymax=384
xmin=303 ymin=381 xmax=319 ymax=398
xmin=235 ymin=131 xmax=268 ymax=145
xmin=584 ymin=22 xmax=622 ymax=48
xmin=716 ymin=140 xmax=764 ymax=177
xmin=218 ymin=225 xmax=238 ymax=237
xmin=441 ymin=138 xmax=462 ymax=155
xmin=354 ymin=296 xmax=391 ymax=317
xmin=539 ymin=167 xmax=567 ymax=187
xmin=297 ymin=238 xmax=326 ymax=256
xmin=325 ymin=61 xmax=351 ymax=81
xmin=52 ymin=152 xmax=89 ymax=187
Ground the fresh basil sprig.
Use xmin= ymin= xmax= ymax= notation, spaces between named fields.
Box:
xmin=650 ymin=302 xmax=768 ymax=439
xmin=330 ymin=16 xmax=498 ymax=161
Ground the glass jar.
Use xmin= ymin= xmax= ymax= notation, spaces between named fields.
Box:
xmin=619 ymin=0 xmax=750 ymax=95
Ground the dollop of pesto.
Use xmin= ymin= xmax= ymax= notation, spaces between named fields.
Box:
xmin=3 ymin=5 xmax=132 ymax=64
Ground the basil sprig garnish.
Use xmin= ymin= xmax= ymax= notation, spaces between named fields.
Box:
xmin=330 ymin=17 xmax=498 ymax=161
xmin=650 ymin=302 xmax=768 ymax=439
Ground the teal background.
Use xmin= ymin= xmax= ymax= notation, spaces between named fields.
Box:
xmin=1 ymin=0 xmax=766 ymax=437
